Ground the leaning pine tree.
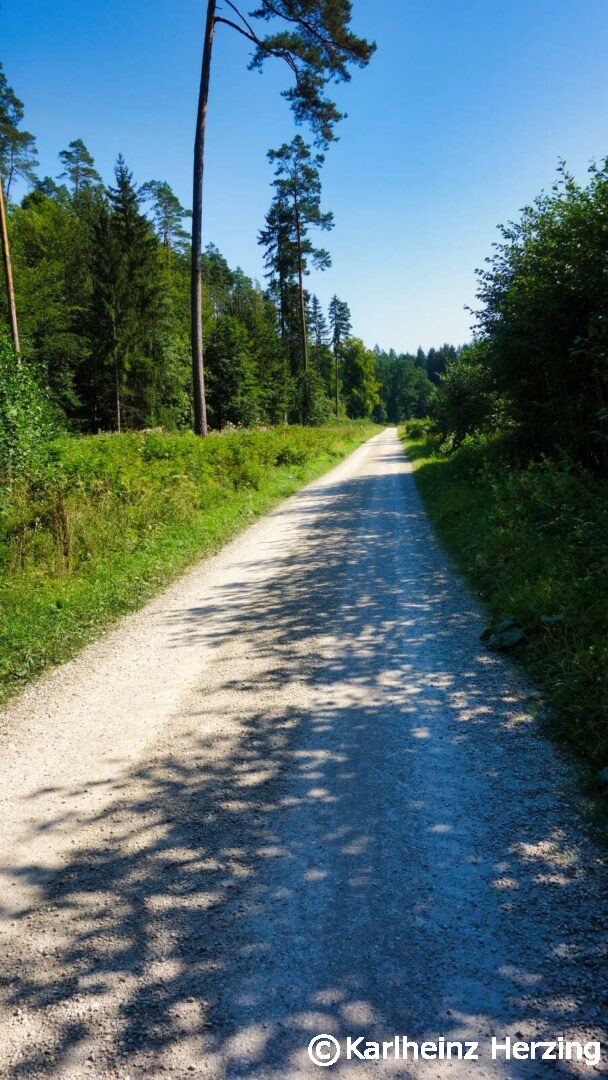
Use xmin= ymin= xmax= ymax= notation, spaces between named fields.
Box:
xmin=190 ymin=1 xmax=375 ymax=435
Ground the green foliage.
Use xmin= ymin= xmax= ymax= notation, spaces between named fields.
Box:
xmin=431 ymin=341 xmax=505 ymax=447
xmin=374 ymin=347 xmax=434 ymax=423
xmin=8 ymin=185 xmax=98 ymax=415
xmin=405 ymin=433 xmax=608 ymax=771
xmin=88 ymin=155 xmax=166 ymax=430
xmin=0 ymin=62 xmax=38 ymax=201
xmin=424 ymin=343 xmax=458 ymax=385
xmin=58 ymin=139 xmax=101 ymax=194
xmin=291 ymin=367 xmax=332 ymax=425
xmin=245 ymin=2 xmax=376 ymax=145
xmin=140 ymin=180 xmax=190 ymax=251
xmin=0 ymin=423 xmax=375 ymax=697
xmin=465 ymin=160 xmax=608 ymax=467
xmin=403 ymin=417 xmax=431 ymax=440
xmin=260 ymin=136 xmax=333 ymax=374
xmin=205 ymin=316 xmax=258 ymax=428
xmin=328 ymin=294 xmax=351 ymax=353
xmin=341 ymin=337 xmax=380 ymax=418
xmin=308 ymin=293 xmax=333 ymax=392
xmin=0 ymin=336 xmax=53 ymax=481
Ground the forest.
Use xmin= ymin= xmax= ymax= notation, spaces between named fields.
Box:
xmin=1 ymin=49 xmax=606 ymax=774
xmin=0 ymin=61 xmax=440 ymax=436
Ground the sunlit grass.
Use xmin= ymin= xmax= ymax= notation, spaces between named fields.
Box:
xmin=0 ymin=423 xmax=377 ymax=701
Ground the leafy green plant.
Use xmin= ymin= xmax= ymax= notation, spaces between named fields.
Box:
xmin=403 ymin=417 xmax=431 ymax=440
xmin=0 ymin=336 xmax=54 ymax=483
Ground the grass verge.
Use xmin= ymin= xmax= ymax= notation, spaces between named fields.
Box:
xmin=402 ymin=433 xmax=608 ymax=778
xmin=0 ymin=423 xmax=377 ymax=702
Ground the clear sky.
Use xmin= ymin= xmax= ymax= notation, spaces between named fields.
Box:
xmin=2 ymin=0 xmax=608 ymax=351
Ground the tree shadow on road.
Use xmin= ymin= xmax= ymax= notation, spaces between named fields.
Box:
xmin=2 ymin=435 xmax=606 ymax=1077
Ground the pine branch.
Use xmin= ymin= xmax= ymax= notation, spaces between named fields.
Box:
xmin=214 ymin=17 xmax=300 ymax=78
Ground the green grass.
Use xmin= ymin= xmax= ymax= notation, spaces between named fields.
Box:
xmin=402 ymin=431 xmax=608 ymax=777
xmin=0 ymin=423 xmax=377 ymax=701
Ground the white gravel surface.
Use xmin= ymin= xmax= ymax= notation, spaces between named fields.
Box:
xmin=0 ymin=428 xmax=605 ymax=1079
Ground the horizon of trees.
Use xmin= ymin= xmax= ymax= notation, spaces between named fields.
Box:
xmin=0 ymin=59 xmax=450 ymax=435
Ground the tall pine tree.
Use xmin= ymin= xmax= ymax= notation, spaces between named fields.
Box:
xmin=58 ymin=139 xmax=102 ymax=195
xmin=262 ymin=136 xmax=333 ymax=374
xmin=190 ymin=1 xmax=375 ymax=434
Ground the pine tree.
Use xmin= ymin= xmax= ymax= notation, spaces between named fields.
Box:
xmin=262 ymin=136 xmax=333 ymax=374
xmin=140 ymin=180 xmax=191 ymax=252
xmin=0 ymin=63 xmax=38 ymax=201
xmin=58 ymin=139 xmax=102 ymax=195
xmin=190 ymin=1 xmax=375 ymax=434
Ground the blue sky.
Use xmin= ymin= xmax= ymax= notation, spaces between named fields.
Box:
xmin=3 ymin=0 xmax=608 ymax=351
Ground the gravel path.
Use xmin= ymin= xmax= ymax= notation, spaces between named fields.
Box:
xmin=0 ymin=428 xmax=605 ymax=1079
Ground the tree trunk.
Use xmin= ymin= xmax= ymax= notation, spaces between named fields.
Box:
xmin=0 ymin=175 xmax=20 ymax=355
xmin=114 ymin=351 xmax=122 ymax=433
xmin=294 ymin=204 xmax=308 ymax=373
xmin=191 ymin=0 xmax=216 ymax=436
xmin=335 ymin=348 xmax=339 ymax=416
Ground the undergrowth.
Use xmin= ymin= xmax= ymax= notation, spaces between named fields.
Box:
xmin=0 ymin=423 xmax=376 ymax=700
xmin=402 ymin=429 xmax=608 ymax=775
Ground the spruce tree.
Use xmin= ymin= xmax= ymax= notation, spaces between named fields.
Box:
xmin=308 ymin=293 xmax=333 ymax=394
xmin=328 ymin=294 xmax=352 ymax=414
xmin=89 ymin=156 xmax=164 ymax=430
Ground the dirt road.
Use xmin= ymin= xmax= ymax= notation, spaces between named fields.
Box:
xmin=0 ymin=428 xmax=605 ymax=1078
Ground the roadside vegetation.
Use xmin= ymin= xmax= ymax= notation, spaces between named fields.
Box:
xmin=0 ymin=341 xmax=376 ymax=700
xmin=403 ymin=430 xmax=608 ymax=775
xmin=403 ymin=160 xmax=608 ymax=778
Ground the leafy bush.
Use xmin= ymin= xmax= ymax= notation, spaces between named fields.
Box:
xmin=403 ymin=417 xmax=431 ymax=440
xmin=290 ymin=369 xmax=333 ymax=425
xmin=472 ymin=161 xmax=608 ymax=467
xmin=205 ymin=316 xmax=259 ymax=429
xmin=0 ymin=336 xmax=54 ymax=483
xmin=430 ymin=341 xmax=507 ymax=448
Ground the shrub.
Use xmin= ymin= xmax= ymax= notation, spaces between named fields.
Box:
xmin=290 ymin=369 xmax=333 ymax=426
xmin=403 ymin=417 xmax=431 ymax=440
xmin=0 ymin=336 xmax=54 ymax=484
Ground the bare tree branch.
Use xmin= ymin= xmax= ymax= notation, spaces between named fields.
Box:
xmin=214 ymin=16 xmax=300 ymax=78
xmin=220 ymin=1 xmax=259 ymax=41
